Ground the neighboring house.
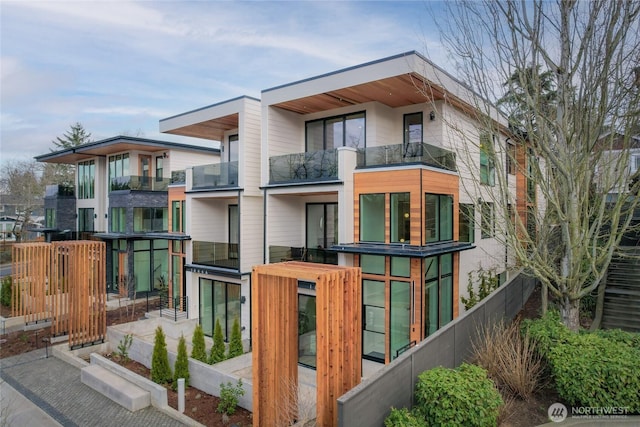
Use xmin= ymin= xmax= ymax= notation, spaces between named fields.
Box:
xmin=160 ymin=51 xmax=535 ymax=364
xmin=35 ymin=136 xmax=219 ymax=296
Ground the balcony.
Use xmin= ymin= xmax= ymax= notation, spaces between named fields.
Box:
xmin=45 ymin=184 xmax=75 ymax=197
xmin=268 ymin=245 xmax=338 ymax=265
xmin=357 ymin=142 xmax=456 ymax=171
xmin=192 ymin=162 xmax=238 ymax=190
xmin=110 ymin=175 xmax=170 ymax=192
xmin=269 ymin=149 xmax=338 ymax=184
xmin=192 ymin=241 xmax=239 ymax=270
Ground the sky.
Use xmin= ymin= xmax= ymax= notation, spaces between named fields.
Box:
xmin=0 ymin=1 xmax=450 ymax=167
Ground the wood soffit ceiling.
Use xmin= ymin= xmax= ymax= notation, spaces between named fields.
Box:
xmin=273 ymin=74 xmax=446 ymax=114
xmin=164 ymin=112 xmax=239 ymax=140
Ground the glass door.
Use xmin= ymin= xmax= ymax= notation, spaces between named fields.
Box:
xmin=298 ymin=294 xmax=317 ymax=368
xmin=390 ymin=280 xmax=411 ymax=361
xmin=139 ymin=155 xmax=151 ymax=189
xmin=363 ymin=279 xmax=385 ymax=362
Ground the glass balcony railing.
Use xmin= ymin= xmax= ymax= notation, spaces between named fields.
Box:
xmin=192 ymin=241 xmax=239 ymax=270
xmin=192 ymin=162 xmax=238 ymax=189
xmin=357 ymin=142 xmax=456 ymax=171
xmin=171 ymin=170 xmax=186 ymax=185
xmin=268 ymin=245 xmax=338 ymax=265
xmin=110 ymin=175 xmax=170 ymax=192
xmin=45 ymin=184 xmax=75 ymax=197
xmin=269 ymin=149 xmax=338 ymax=184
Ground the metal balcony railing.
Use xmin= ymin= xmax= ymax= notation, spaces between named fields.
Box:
xmin=269 ymin=149 xmax=338 ymax=184
xmin=192 ymin=161 xmax=238 ymax=189
xmin=357 ymin=142 xmax=456 ymax=171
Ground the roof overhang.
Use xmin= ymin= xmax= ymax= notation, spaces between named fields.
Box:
xmin=160 ymin=96 xmax=260 ymax=140
xmin=93 ymin=232 xmax=191 ymax=241
xmin=330 ymin=241 xmax=475 ymax=258
xmin=35 ymin=136 xmax=219 ymax=164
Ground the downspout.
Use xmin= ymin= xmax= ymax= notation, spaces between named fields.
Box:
xmin=263 ymin=187 xmax=267 ymax=264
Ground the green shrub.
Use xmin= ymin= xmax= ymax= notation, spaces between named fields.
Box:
xmin=173 ymin=334 xmax=190 ymax=390
xmin=227 ymin=318 xmax=243 ymax=359
xmin=384 ymin=407 xmax=427 ymax=427
xmin=209 ymin=318 xmax=226 ymax=364
xmin=1 ymin=276 xmax=13 ymax=307
xmin=413 ymin=363 xmax=503 ymax=427
xmin=524 ymin=312 xmax=640 ymax=411
xmin=151 ymin=326 xmax=172 ymax=385
xmin=191 ymin=323 xmax=207 ymax=363
xmin=521 ymin=310 xmax=569 ymax=356
xmin=116 ymin=334 xmax=133 ymax=362
xmin=547 ymin=332 xmax=640 ymax=411
xmin=217 ymin=379 xmax=244 ymax=416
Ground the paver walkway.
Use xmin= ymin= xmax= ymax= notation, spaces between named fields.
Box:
xmin=0 ymin=349 xmax=185 ymax=427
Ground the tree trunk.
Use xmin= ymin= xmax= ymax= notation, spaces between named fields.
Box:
xmin=560 ymin=297 xmax=581 ymax=332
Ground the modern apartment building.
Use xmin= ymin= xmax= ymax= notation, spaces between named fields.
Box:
xmin=160 ymin=51 xmax=533 ymax=364
xmin=35 ymin=136 xmax=219 ymax=296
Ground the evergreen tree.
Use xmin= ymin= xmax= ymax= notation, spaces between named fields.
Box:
xmin=45 ymin=122 xmax=93 ymax=186
xmin=227 ymin=318 xmax=243 ymax=359
xmin=51 ymin=122 xmax=92 ymax=150
xmin=191 ymin=323 xmax=207 ymax=363
xmin=151 ymin=326 xmax=172 ymax=384
xmin=209 ymin=318 xmax=226 ymax=364
xmin=173 ymin=334 xmax=190 ymax=390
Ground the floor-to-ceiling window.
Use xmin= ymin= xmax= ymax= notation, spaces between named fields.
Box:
xmin=391 ymin=193 xmax=410 ymax=243
xmin=78 ymin=208 xmax=94 ymax=232
xmin=306 ymin=112 xmax=366 ymax=151
xmin=306 ymin=203 xmax=338 ymax=264
xmin=77 ymin=160 xmax=95 ymax=199
xmin=133 ymin=240 xmax=169 ymax=293
xmin=199 ymin=279 xmax=241 ymax=340
xmin=108 ymin=153 xmax=130 ymax=191
xmin=424 ymin=253 xmax=453 ymax=336
xmin=363 ymin=278 xmax=386 ymax=362
xmin=425 ymin=193 xmax=453 ymax=243
xmin=229 ymin=205 xmax=239 ymax=259
xmin=403 ymin=112 xmax=423 ymax=158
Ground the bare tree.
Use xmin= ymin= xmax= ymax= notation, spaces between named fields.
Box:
xmin=0 ymin=160 xmax=45 ymax=241
xmin=430 ymin=0 xmax=640 ymax=330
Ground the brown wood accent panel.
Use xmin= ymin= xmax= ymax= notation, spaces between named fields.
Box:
xmin=11 ymin=241 xmax=106 ymax=346
xmin=12 ymin=243 xmax=50 ymax=322
xmin=251 ymin=262 xmax=361 ymax=427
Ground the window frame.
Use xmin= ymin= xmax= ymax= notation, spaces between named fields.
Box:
xmin=305 ymin=111 xmax=366 ymax=151
xmin=458 ymin=203 xmax=475 ymax=243
xmin=424 ymin=193 xmax=453 ymax=244
xmin=480 ymin=132 xmax=496 ymax=186
xmin=481 ymin=202 xmax=495 ymax=239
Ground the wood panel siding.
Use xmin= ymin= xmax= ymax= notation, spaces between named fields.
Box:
xmin=251 ymin=262 xmax=361 ymax=427
xmin=12 ymin=241 xmax=106 ymax=347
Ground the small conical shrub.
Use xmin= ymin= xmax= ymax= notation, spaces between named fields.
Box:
xmin=227 ymin=318 xmax=243 ymax=359
xmin=191 ymin=323 xmax=207 ymax=363
xmin=173 ymin=334 xmax=190 ymax=390
xmin=209 ymin=318 xmax=226 ymax=364
xmin=151 ymin=326 xmax=172 ymax=385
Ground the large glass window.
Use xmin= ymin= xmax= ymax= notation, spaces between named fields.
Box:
xmin=306 ymin=203 xmax=338 ymax=264
xmin=45 ymin=208 xmax=56 ymax=228
xmin=133 ymin=207 xmax=167 ymax=232
xmin=391 ymin=193 xmax=410 ymax=243
xmin=403 ymin=112 xmax=423 ymax=157
xmin=425 ymin=194 xmax=453 ymax=243
xmin=77 ymin=160 xmax=95 ymax=199
xmin=155 ymin=156 xmax=164 ymax=182
xmin=78 ymin=208 xmax=94 ymax=232
xmin=481 ymin=202 xmax=494 ymax=239
xmin=480 ymin=133 xmax=496 ymax=186
xmin=110 ymin=207 xmax=126 ymax=233
xmin=363 ymin=279 xmax=385 ymax=362
xmin=199 ymin=279 xmax=241 ymax=341
xmin=507 ymin=142 xmax=516 ymax=175
xmin=108 ymin=153 xmax=130 ymax=191
xmin=424 ymin=254 xmax=453 ymax=336
xmin=171 ymin=201 xmax=185 ymax=232
xmin=298 ymin=294 xmax=317 ymax=369
xmin=305 ymin=112 xmax=366 ymax=151
xmin=228 ymin=134 xmax=239 ymax=162
xmin=361 ymin=254 xmax=385 ymax=275
xmin=390 ymin=280 xmax=411 ymax=361
xmin=459 ymin=204 xmax=475 ymax=243
xmin=360 ymin=194 xmax=385 ymax=242
xmin=229 ymin=205 xmax=239 ymax=259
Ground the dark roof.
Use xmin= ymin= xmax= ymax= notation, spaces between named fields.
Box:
xmin=330 ymin=241 xmax=475 ymax=258
xmin=35 ymin=135 xmax=219 ymax=164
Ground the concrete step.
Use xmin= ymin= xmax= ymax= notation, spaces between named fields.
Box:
xmin=80 ymin=364 xmax=151 ymax=412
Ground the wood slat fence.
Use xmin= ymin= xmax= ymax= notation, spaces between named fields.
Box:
xmin=12 ymin=241 xmax=106 ymax=348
